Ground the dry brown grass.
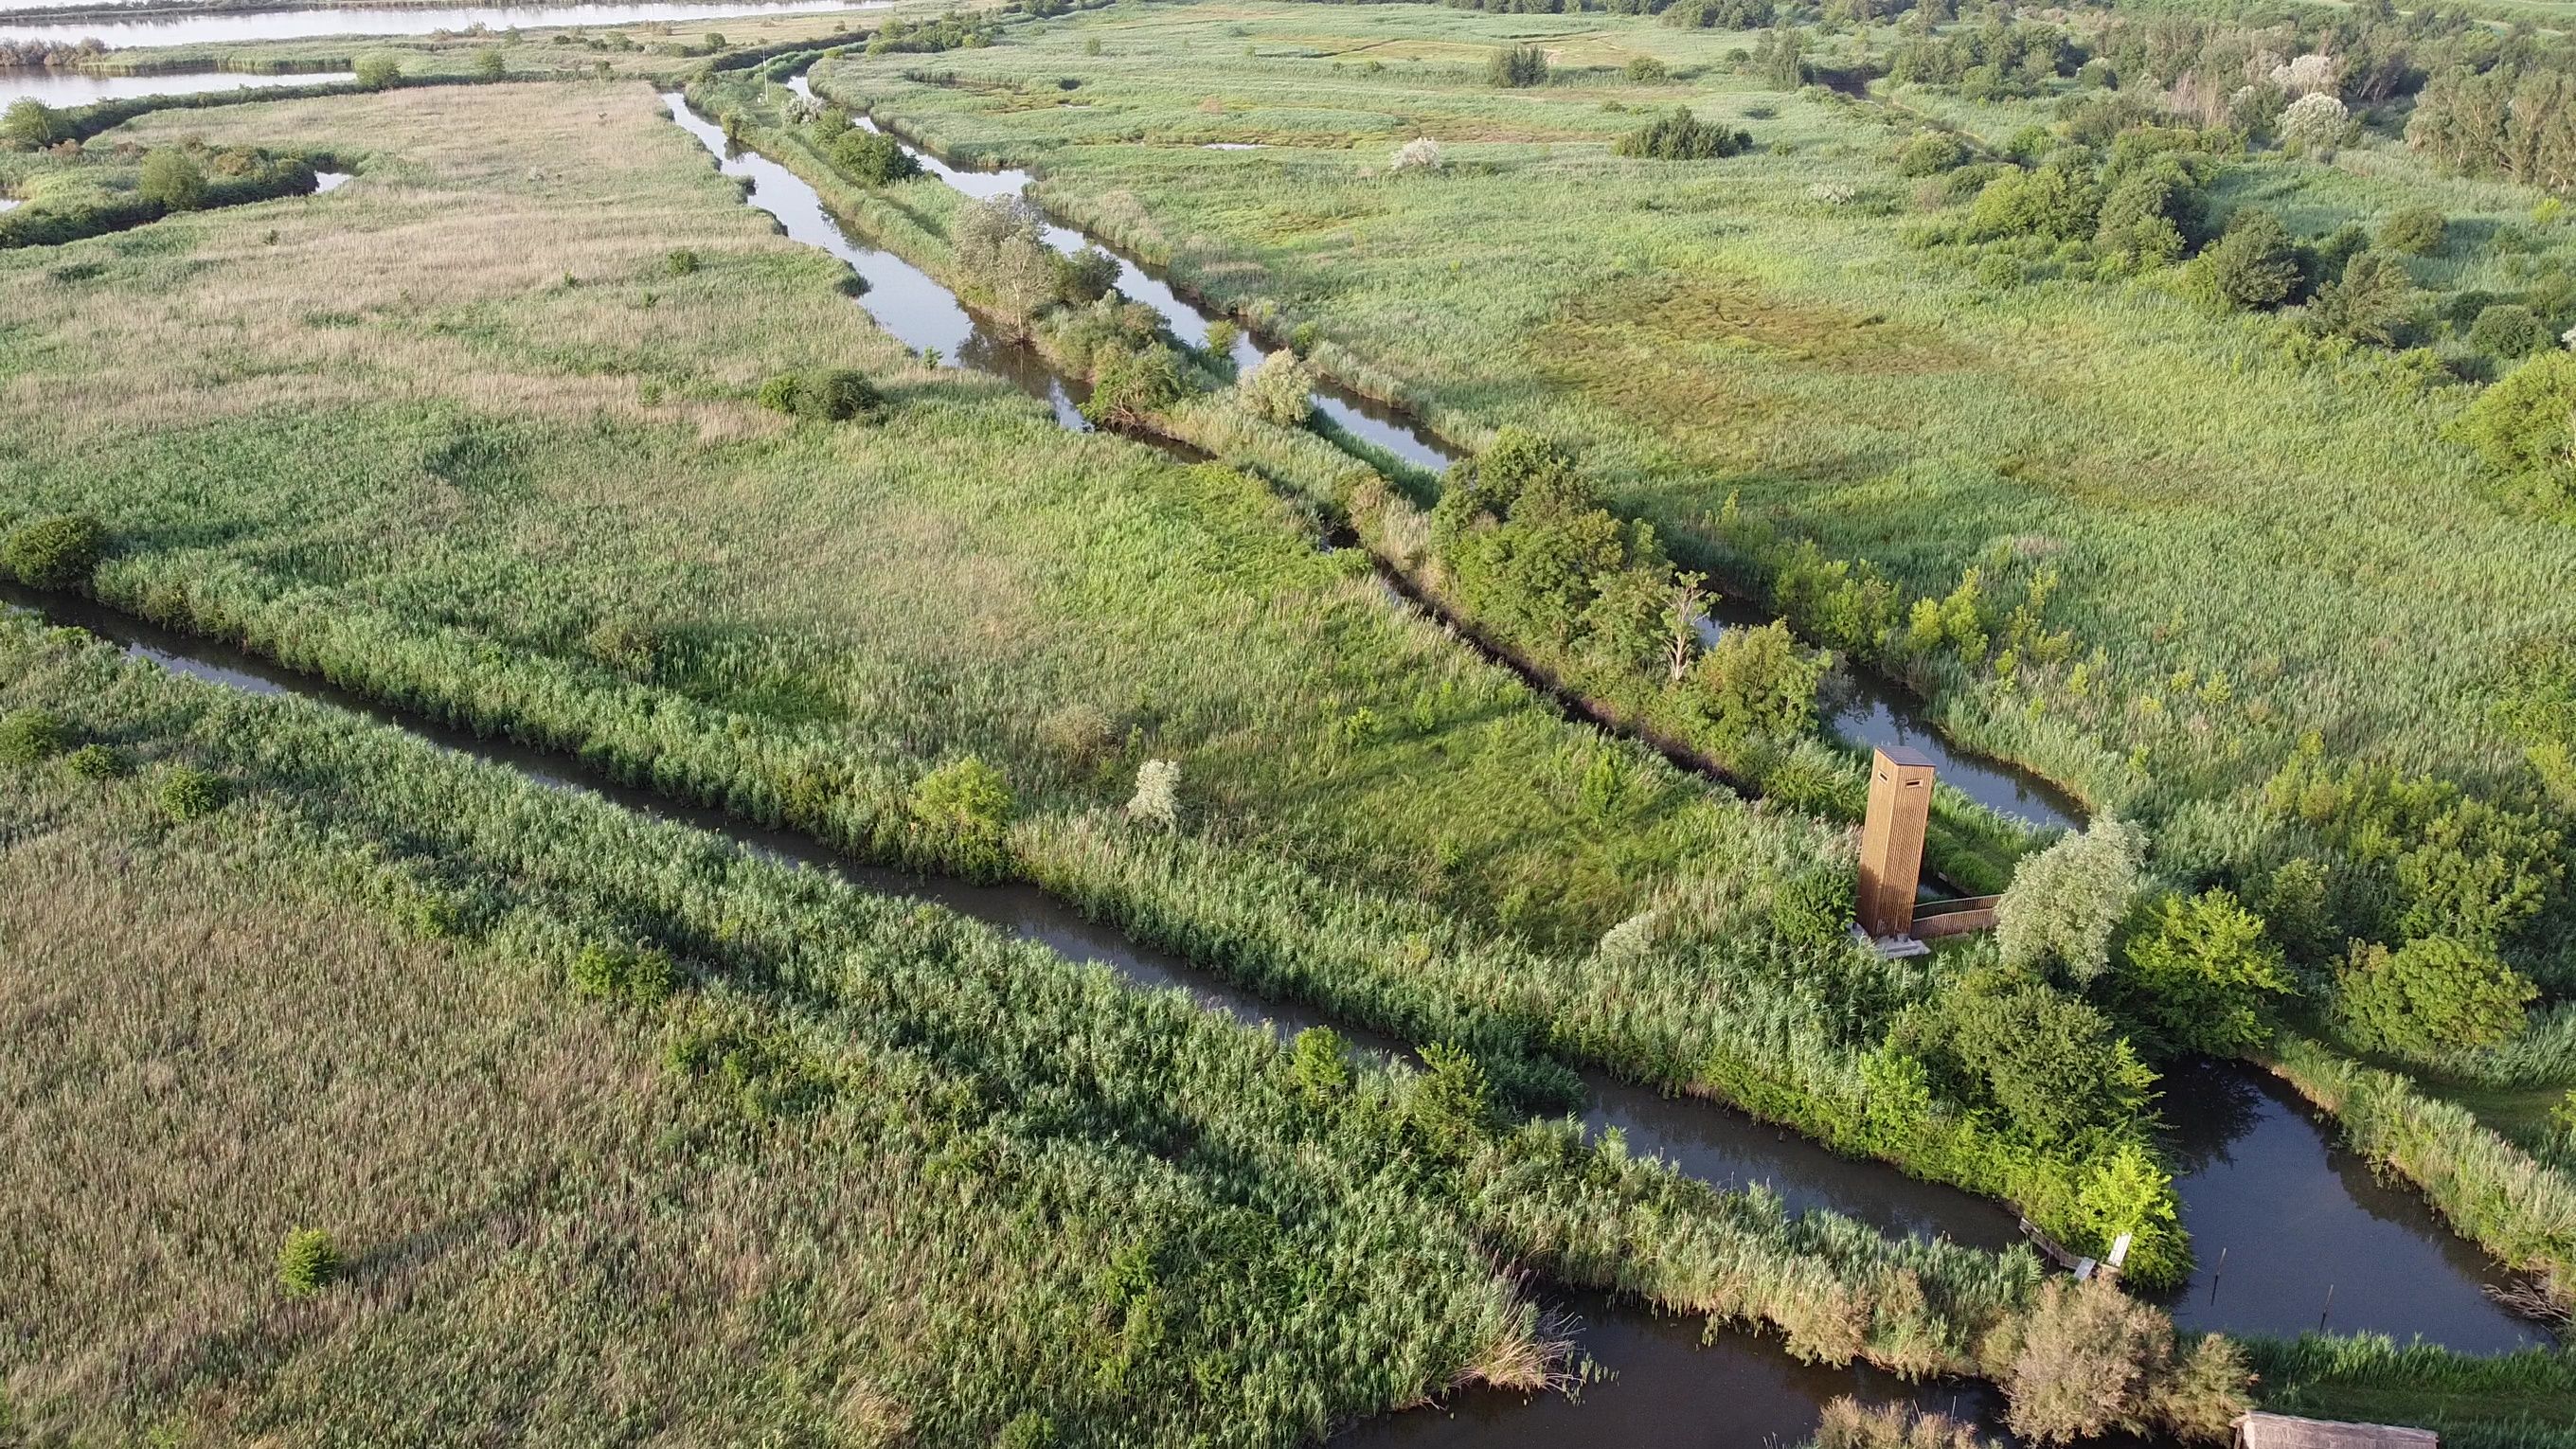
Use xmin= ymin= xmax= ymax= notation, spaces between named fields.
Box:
xmin=0 ymin=812 xmax=938 ymax=1444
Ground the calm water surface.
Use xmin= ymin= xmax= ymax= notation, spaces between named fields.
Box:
xmin=0 ymin=65 xmax=350 ymax=106
xmin=0 ymin=0 xmax=868 ymax=47
xmin=2157 ymin=1059 xmax=2549 ymax=1353
xmin=664 ymin=91 xmax=1087 ymax=427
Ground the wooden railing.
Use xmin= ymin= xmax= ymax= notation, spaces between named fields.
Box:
xmin=1911 ymin=894 xmax=2001 ymax=939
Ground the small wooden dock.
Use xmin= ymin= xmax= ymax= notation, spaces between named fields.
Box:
xmin=2235 ymin=1411 xmax=2439 ymax=1448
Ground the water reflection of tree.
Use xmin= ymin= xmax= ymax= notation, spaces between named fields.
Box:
xmin=2154 ymin=1058 xmax=2266 ymax=1178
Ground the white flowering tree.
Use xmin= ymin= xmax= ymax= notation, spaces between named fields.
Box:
xmin=2281 ymin=91 xmax=2351 ymax=155
xmin=2269 ymin=52 xmax=2340 ymax=98
xmin=1995 ymin=818 xmax=2144 ymax=983
xmin=1388 ymin=136 xmax=1442 ymax=173
xmin=1125 ymin=760 xmax=1182 ymax=830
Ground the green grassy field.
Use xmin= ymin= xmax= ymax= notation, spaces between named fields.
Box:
xmin=0 ymin=56 xmax=2198 ymax=1282
xmin=811 ymin=0 xmax=2576 ymax=894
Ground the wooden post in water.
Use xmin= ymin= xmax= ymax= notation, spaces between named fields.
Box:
xmin=1857 ymin=746 xmax=1937 ymax=942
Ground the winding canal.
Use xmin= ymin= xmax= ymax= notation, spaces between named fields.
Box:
xmin=788 ymin=71 xmax=2089 ymax=833
xmin=659 ymin=80 xmax=2557 ymax=1361
xmin=0 ymin=77 xmax=2544 ymax=1444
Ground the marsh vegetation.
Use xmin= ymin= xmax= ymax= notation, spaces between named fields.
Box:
xmin=9 ymin=0 xmax=2576 ymax=1442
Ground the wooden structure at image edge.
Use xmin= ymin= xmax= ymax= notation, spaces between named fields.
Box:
xmin=1855 ymin=746 xmax=1999 ymax=956
xmin=2233 ymin=1412 xmax=2439 ymax=1448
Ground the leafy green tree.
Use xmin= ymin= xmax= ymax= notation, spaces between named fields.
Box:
xmin=1968 ymin=160 xmax=2100 ymax=242
xmin=2335 ymin=936 xmax=2538 ymax=1058
xmin=2306 ymin=249 xmax=2414 ymax=346
xmin=909 ymin=756 xmax=1012 ymax=842
xmin=1683 ymin=620 xmax=1825 ymax=742
xmin=1487 ymin=45 xmax=1548 ymax=87
xmin=2201 ymin=214 xmax=2294 ymax=296
xmin=1995 ymin=818 xmax=2142 ymax=983
xmin=1756 ymin=21 xmax=1805 ymax=89
xmin=1289 ymin=1027 xmax=1350 ymax=1108
xmin=1405 ymin=1043 xmax=1496 ymax=1160
xmin=828 ymin=128 xmax=921 ymax=186
xmin=137 ymin=148 xmax=207 ymax=212
xmin=1 ymin=98 xmax=66 ymax=151
xmin=1896 ymin=131 xmax=1965 ymax=176
xmin=1080 ymin=343 xmax=1185 ymax=427
xmin=2378 ymin=206 xmax=2446 ymax=256
xmin=2469 ymin=302 xmax=2550 ymax=358
xmin=1052 ymin=245 xmax=1120 ymax=306
xmin=354 ymin=52 xmax=403 ymax=90
xmin=2073 ymin=1139 xmax=2176 ymax=1252
xmin=2447 ymin=349 xmax=2576 ymax=498
xmin=953 ymin=196 xmax=1058 ymax=321
xmin=475 ymin=47 xmax=507 ymax=80
xmin=2191 ymin=209 xmax=2304 ymax=311
xmin=1948 ymin=983 xmax=2155 ymax=1148
xmin=2118 ymin=888 xmax=2294 ymax=1055
xmin=1235 ymin=349 xmax=1314 ymax=426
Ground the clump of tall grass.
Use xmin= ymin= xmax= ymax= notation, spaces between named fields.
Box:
xmin=276 ymin=1226 xmax=340 ymax=1297
xmin=1807 ymin=1399 xmax=1992 ymax=1449
xmin=0 ymin=708 xmax=67 ymax=765
xmin=3 ymin=512 xmax=105 ymax=588
xmin=2242 ymin=1333 xmax=2576 ymax=1449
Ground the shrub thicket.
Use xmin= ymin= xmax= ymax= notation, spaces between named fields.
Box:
xmin=276 ymin=1227 xmax=340 ymax=1297
xmin=829 ymin=127 xmax=921 ymax=185
xmin=1613 ymin=108 xmax=1753 ymax=160
xmin=63 ymin=743 xmax=128 ymax=779
xmin=757 ymin=368 xmax=882 ymax=421
xmin=2335 ymin=937 xmax=2538 ymax=1060
xmin=1487 ymin=45 xmax=1548 ymax=87
xmin=158 ymin=766 xmax=230 ymax=821
xmin=2469 ymin=302 xmax=2551 ymax=358
xmin=0 ymin=513 xmax=100 ymax=588
xmin=2378 ymin=206 xmax=2447 ymax=256
xmin=0 ymin=708 xmax=67 ymax=765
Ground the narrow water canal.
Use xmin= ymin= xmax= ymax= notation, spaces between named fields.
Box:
xmin=664 ymin=80 xmax=2560 ymax=1351
xmin=0 ymin=71 xmax=2530 ymax=1447
xmin=788 ymin=70 xmax=2092 ymax=833
xmin=2156 ymin=1059 xmax=2549 ymax=1354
